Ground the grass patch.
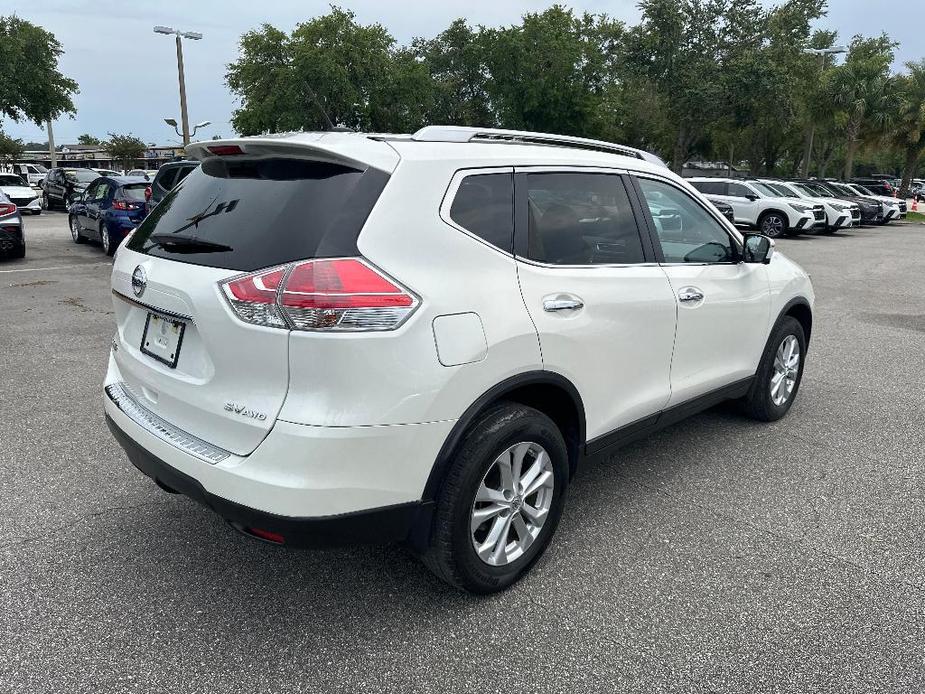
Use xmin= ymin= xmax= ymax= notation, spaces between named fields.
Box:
xmin=905 ymin=211 xmax=925 ymax=223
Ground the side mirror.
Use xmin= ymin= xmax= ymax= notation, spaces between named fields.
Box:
xmin=745 ymin=193 xmax=760 ymax=201
xmin=743 ymin=234 xmax=775 ymax=264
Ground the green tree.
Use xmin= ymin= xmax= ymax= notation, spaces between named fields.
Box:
xmin=77 ymin=133 xmax=101 ymax=146
xmin=482 ymin=7 xmax=624 ymax=140
xmin=226 ymin=6 xmax=431 ymax=134
xmin=104 ymin=133 xmax=146 ymax=170
xmin=0 ymin=131 xmax=25 ymax=165
xmin=0 ymin=16 xmax=78 ymax=124
xmin=829 ymin=35 xmax=897 ymax=179
xmin=413 ymin=19 xmax=495 ymax=127
xmin=889 ymin=60 xmax=925 ymax=196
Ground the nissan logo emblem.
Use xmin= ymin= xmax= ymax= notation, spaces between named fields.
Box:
xmin=131 ymin=266 xmax=147 ymax=298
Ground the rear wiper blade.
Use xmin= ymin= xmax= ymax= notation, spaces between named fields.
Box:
xmin=149 ymin=234 xmax=232 ymax=253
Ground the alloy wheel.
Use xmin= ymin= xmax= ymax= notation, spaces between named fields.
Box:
xmin=101 ymin=227 xmax=111 ymax=254
xmin=70 ymin=217 xmax=80 ymax=241
xmin=470 ymin=441 xmax=554 ymax=567
xmin=770 ymin=334 xmax=800 ymax=406
xmin=762 ymin=215 xmax=785 ymax=238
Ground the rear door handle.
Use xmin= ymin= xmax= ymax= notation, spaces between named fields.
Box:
xmin=678 ymin=289 xmax=704 ymax=303
xmin=543 ymin=297 xmax=584 ymax=312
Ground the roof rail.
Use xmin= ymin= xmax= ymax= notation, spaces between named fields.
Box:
xmin=410 ymin=126 xmax=668 ymax=168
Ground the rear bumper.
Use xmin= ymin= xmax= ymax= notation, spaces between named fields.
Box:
xmin=106 ymin=414 xmax=431 ymax=547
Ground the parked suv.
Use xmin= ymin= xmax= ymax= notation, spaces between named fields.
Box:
xmin=795 ymin=180 xmax=883 ymax=225
xmin=104 ymin=128 xmax=814 ymax=593
xmin=759 ymin=179 xmax=858 ymax=232
xmin=145 ymin=160 xmax=198 ymax=213
xmin=687 ymin=177 xmax=822 ymax=237
xmin=67 ymin=176 xmax=150 ymax=255
xmin=843 ymin=183 xmax=906 ymax=219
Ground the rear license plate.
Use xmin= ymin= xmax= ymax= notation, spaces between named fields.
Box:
xmin=141 ymin=312 xmax=186 ymax=368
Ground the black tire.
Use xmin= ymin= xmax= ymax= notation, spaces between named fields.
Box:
xmin=11 ymin=241 xmax=25 ymax=259
xmin=740 ymin=316 xmax=806 ymax=422
xmin=421 ymin=402 xmax=569 ymax=593
xmin=100 ymin=224 xmax=115 ymax=256
xmin=821 ymin=225 xmax=838 ymax=235
xmin=69 ymin=216 xmax=85 ymax=244
xmin=42 ymin=192 xmax=51 ymax=210
xmin=758 ymin=212 xmax=788 ymax=238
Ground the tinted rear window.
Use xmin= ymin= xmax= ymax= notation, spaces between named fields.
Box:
xmin=449 ymin=173 xmax=514 ymax=252
xmin=127 ymin=158 xmax=389 ymax=271
xmin=121 ymin=184 xmax=149 ymax=201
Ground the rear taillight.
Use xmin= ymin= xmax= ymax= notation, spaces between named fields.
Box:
xmin=144 ymin=185 xmax=152 ymax=201
xmin=220 ymin=258 xmax=417 ymax=332
xmin=0 ymin=202 xmax=17 ymax=216
xmin=208 ymin=144 xmax=244 ymax=156
xmin=112 ymin=199 xmax=142 ymax=211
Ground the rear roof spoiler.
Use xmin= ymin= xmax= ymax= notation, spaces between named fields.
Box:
xmin=186 ymin=133 xmax=400 ymax=173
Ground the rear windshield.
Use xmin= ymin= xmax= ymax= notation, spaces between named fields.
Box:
xmin=121 ymin=184 xmax=149 ymax=201
xmin=65 ymin=169 xmax=98 ymax=183
xmin=127 ymin=157 xmax=389 ymax=271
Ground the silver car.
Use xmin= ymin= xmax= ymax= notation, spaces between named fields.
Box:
xmin=0 ymin=191 xmax=25 ymax=258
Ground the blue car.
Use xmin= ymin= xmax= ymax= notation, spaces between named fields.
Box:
xmin=68 ymin=176 xmax=149 ymax=255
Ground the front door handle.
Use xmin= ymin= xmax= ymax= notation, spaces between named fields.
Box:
xmin=543 ymin=297 xmax=584 ymax=312
xmin=678 ymin=288 xmax=704 ymax=303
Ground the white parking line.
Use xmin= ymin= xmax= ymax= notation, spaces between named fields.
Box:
xmin=0 ymin=262 xmax=111 ymax=274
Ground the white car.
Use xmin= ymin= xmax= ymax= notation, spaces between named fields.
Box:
xmin=12 ymin=162 xmax=47 ymax=188
xmin=687 ymin=177 xmax=823 ymax=237
xmin=126 ymin=169 xmax=159 ymax=181
xmin=759 ymin=179 xmax=859 ymax=232
xmin=92 ymin=168 xmax=123 ymax=177
xmin=0 ymin=173 xmax=42 ymax=214
xmin=843 ymin=183 xmax=905 ymax=220
xmin=104 ymin=127 xmax=814 ymax=593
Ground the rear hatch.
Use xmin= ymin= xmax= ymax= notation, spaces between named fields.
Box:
xmin=117 ymin=182 xmax=150 ymax=225
xmin=110 ymin=135 xmax=396 ymax=455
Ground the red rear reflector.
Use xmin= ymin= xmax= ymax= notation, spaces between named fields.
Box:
xmin=225 ymin=267 xmax=285 ymax=304
xmin=0 ymin=202 xmax=17 ymax=216
xmin=208 ymin=144 xmax=244 ymax=156
xmin=112 ymin=200 xmax=139 ymax=211
xmin=247 ymin=527 xmax=285 ymax=544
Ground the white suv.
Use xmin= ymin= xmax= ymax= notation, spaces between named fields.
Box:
xmin=758 ymin=179 xmax=859 ymax=232
xmin=104 ymin=127 xmax=814 ymax=593
xmin=687 ymin=177 xmax=824 ymax=237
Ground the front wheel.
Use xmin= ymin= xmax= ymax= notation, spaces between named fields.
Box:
xmin=70 ymin=216 xmax=85 ymax=244
xmin=421 ymin=403 xmax=569 ymax=593
xmin=740 ymin=316 xmax=806 ymax=422
xmin=759 ymin=212 xmax=788 ymax=238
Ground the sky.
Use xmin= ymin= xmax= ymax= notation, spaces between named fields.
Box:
xmin=1 ymin=0 xmax=915 ymax=147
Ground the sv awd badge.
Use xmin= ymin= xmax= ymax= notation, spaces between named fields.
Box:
xmin=224 ymin=402 xmax=267 ymax=421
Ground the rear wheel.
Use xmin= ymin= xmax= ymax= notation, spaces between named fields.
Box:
xmin=42 ymin=192 xmax=51 ymax=210
xmin=759 ymin=212 xmax=788 ymax=238
xmin=421 ymin=403 xmax=569 ymax=593
xmin=100 ymin=224 xmax=114 ymax=256
xmin=70 ymin=216 xmax=85 ymax=244
xmin=740 ymin=316 xmax=806 ymax=422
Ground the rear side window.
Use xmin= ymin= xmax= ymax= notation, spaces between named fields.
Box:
xmin=449 ymin=173 xmax=514 ymax=252
xmin=154 ymin=168 xmax=179 ymax=191
xmin=127 ymin=158 xmax=389 ymax=271
xmin=525 ymin=173 xmax=644 ymax=265
xmin=690 ymin=180 xmax=726 ymax=195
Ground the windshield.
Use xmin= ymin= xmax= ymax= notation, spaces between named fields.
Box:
xmin=64 ymin=169 xmax=98 ymax=183
xmin=852 ymin=184 xmax=873 ymax=195
xmin=751 ymin=182 xmax=782 ymax=197
xmin=771 ymin=183 xmax=800 ymax=197
xmin=827 ymin=182 xmax=853 ymax=195
xmin=802 ymin=183 xmax=834 ymax=197
xmin=0 ymin=174 xmax=27 ymax=187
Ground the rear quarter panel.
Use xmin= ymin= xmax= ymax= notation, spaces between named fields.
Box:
xmin=277 ymin=158 xmax=543 ymax=427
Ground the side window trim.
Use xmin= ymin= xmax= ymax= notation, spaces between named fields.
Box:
xmin=512 ymin=165 xmax=655 ymax=267
xmin=439 ymin=166 xmax=515 ymax=256
xmin=627 ymin=173 xmax=742 ymax=266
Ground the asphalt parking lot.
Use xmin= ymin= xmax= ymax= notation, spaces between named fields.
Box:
xmin=1 ymin=211 xmax=924 ymax=693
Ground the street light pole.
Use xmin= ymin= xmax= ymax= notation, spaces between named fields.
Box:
xmin=175 ymin=34 xmax=190 ymax=145
xmin=154 ymin=26 xmax=202 ymax=146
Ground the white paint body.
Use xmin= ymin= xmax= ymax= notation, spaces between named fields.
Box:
xmin=104 ymin=132 xmax=814 ymax=518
